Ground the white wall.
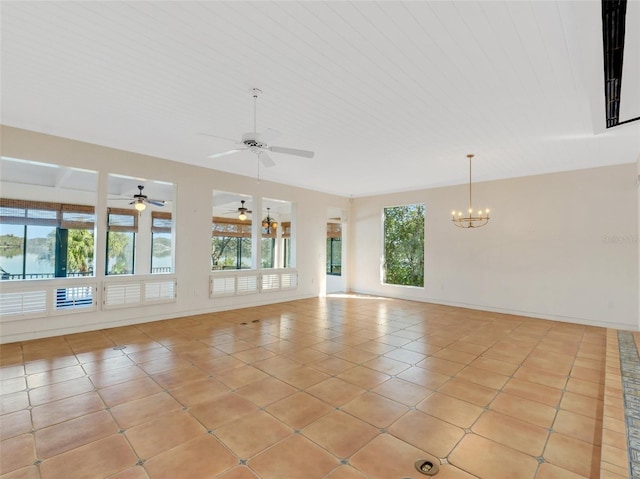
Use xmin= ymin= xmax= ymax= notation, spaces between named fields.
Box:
xmin=350 ymin=164 xmax=639 ymax=330
xmin=0 ymin=126 xmax=350 ymax=342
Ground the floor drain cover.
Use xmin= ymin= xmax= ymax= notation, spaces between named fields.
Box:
xmin=414 ymin=459 xmax=439 ymax=476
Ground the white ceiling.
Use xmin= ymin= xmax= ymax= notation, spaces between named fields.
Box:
xmin=2 ymin=1 xmax=639 ymax=198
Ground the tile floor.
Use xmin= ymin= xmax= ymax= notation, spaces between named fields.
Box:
xmin=0 ymin=295 xmax=624 ymax=479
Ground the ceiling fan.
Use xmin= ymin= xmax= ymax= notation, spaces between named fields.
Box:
xmin=235 ymin=200 xmax=252 ymax=220
xmin=204 ymin=88 xmax=314 ymax=167
xmin=130 ymin=185 xmax=165 ymax=211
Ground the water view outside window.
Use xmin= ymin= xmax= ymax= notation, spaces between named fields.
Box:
xmin=151 ymin=212 xmax=172 ymax=273
xmin=0 ymin=200 xmax=95 ymax=280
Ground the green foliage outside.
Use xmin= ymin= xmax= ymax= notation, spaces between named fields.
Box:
xmin=67 ymin=229 xmax=94 ymax=273
xmin=107 ymin=232 xmax=133 ymax=274
xmin=383 ymin=204 xmax=425 ymax=287
xmin=212 ymin=237 xmax=251 ymax=270
xmin=0 ymin=234 xmax=24 ymax=258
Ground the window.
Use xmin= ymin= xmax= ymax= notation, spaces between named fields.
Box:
xmin=0 ymin=199 xmax=95 ymax=280
xmin=151 ymin=211 xmax=172 ymax=273
xmin=261 ymin=198 xmax=294 ymax=269
xmin=326 ymin=223 xmax=342 ymax=275
xmin=106 ymin=208 xmax=136 ymax=275
xmin=211 ymin=218 xmax=252 ymax=270
xmin=383 ymin=204 xmax=425 ymax=287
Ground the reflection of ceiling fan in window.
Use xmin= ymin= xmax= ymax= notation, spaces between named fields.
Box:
xmin=203 ymin=88 xmax=315 ymax=168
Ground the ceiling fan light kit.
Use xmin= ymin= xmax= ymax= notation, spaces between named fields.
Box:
xmin=129 ymin=185 xmax=165 ymax=212
xmin=237 ymin=199 xmax=251 ymax=221
xmin=451 ymin=154 xmax=490 ymax=229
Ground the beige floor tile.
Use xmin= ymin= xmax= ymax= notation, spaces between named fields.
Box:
xmin=470 ymin=356 xmax=519 ymax=376
xmin=31 ymin=391 xmax=105 ymax=429
xmin=0 ymin=434 xmax=36 ymax=475
xmin=388 ymin=410 xmax=465 ymax=457
xmin=89 ymin=365 xmax=148 ymax=389
xmin=362 ymin=356 xmax=410 ymax=376
xmin=490 ymin=391 xmax=558 ymax=428
xmin=248 ymin=434 xmax=339 ymax=479
xmin=566 ymin=377 xmax=604 ymax=398
xmin=35 ymin=410 xmax=118 ymax=459
xmin=514 ymin=366 xmax=568 ymax=389
xmin=216 ymin=365 xmax=269 ymax=389
xmin=24 ymin=356 xmax=79 ymax=375
xmin=213 ymin=410 xmax=291 ymax=459
xmin=417 ymin=388 xmax=481 ymax=425
xmin=109 ymin=392 xmax=181 ymax=429
xmin=29 ymin=376 xmax=95 ymax=407
xmin=234 ymin=376 xmax=297 ymax=407
xmin=0 ymin=410 xmax=32 ymax=440
xmin=438 ymin=378 xmax=498 ymax=407
xmin=472 ymin=409 xmax=549 ymax=456
xmin=417 ymin=357 xmax=465 ymax=376
xmin=302 ymin=410 xmax=378 ymax=457
xmin=449 ymin=433 xmax=538 ymax=479
xmin=570 ymin=366 xmax=605 ymax=384
xmin=553 ymin=409 xmax=603 ymax=445
xmin=341 ymin=392 xmax=408 ymax=428
xmin=535 ymin=462 xmax=590 ymax=479
xmin=349 ymin=433 xmax=439 ymax=479
xmin=108 ymin=466 xmax=151 ymax=479
xmin=125 ymin=410 xmax=206 ymax=459
xmin=373 ymin=378 xmax=431 ymax=406
xmin=39 ymin=434 xmax=136 ymax=479
xmin=1 ymin=297 xmax=618 ymax=479
xmin=383 ymin=348 xmax=427 ymax=365
xmin=544 ymin=433 xmax=601 ymax=478
xmin=188 ymin=392 xmax=258 ymax=429
xmin=324 ymin=465 xmax=369 ymax=479
xmin=0 ymin=465 xmax=41 ymax=479
xmin=455 ymin=366 xmax=509 ymax=390
xmin=265 ymin=392 xmax=334 ymax=429
xmin=143 ymin=434 xmax=237 ymax=479
xmin=217 ymin=466 xmax=259 ymax=479
xmin=502 ymin=377 xmax=563 ymax=407
xmin=98 ymin=377 xmax=163 ymax=407
xmin=333 ymin=348 xmax=378 ymax=364
xmin=0 ymin=377 xmax=26 ymax=395
xmin=0 ymin=391 xmax=29 ymax=415
xmin=432 ymin=348 xmax=477 ymax=365
xmin=81 ymin=355 xmax=135 ymax=375
xmin=560 ymin=391 xmax=604 ymax=419
xmin=396 ymin=366 xmax=450 ymax=390
xmin=306 ymin=377 xmax=365 ymax=407
xmin=336 ymin=366 xmax=391 ymax=389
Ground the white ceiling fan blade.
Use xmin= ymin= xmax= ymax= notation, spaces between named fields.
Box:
xmin=208 ymin=148 xmax=246 ymax=159
xmin=147 ymin=199 xmax=166 ymax=207
xmin=259 ymin=152 xmax=276 ymax=168
xmin=269 ymin=146 xmax=315 ymax=158
xmin=198 ymin=132 xmax=238 ymax=143
xmin=258 ymin=128 xmax=282 ymax=144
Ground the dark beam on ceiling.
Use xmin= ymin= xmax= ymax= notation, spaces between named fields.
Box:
xmin=602 ymin=0 xmax=639 ymax=128
xmin=602 ymin=0 xmax=626 ymax=128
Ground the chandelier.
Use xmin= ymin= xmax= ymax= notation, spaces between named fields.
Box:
xmin=262 ymin=207 xmax=278 ymax=234
xmin=452 ymin=154 xmax=490 ymax=228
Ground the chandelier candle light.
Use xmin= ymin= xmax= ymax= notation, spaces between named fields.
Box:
xmin=262 ymin=207 xmax=278 ymax=234
xmin=452 ymin=154 xmax=490 ymax=228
